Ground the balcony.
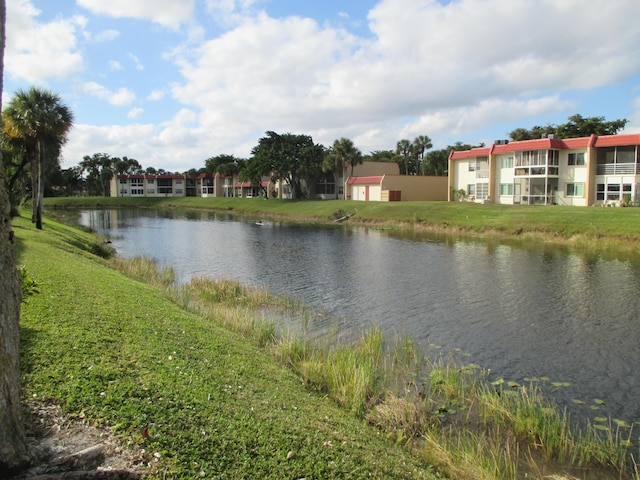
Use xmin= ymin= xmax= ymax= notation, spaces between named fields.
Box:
xmin=596 ymin=163 xmax=640 ymax=175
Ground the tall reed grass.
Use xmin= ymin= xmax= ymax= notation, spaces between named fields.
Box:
xmin=110 ymin=255 xmax=639 ymax=480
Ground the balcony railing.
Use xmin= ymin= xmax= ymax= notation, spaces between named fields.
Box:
xmin=596 ymin=163 xmax=640 ymax=175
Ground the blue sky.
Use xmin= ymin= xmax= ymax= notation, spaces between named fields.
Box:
xmin=4 ymin=0 xmax=640 ymax=172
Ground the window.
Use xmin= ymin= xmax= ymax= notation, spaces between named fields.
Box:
xmin=175 ymin=179 xmax=183 ymax=184
xmin=617 ymin=146 xmax=636 ymax=163
xmin=119 ymin=179 xmax=127 ymax=184
xmin=607 ymin=184 xmax=620 ymax=200
xmin=467 ymin=184 xmax=475 ymax=196
xmin=568 ymin=152 xmax=585 ymax=166
xmin=316 ymin=173 xmax=335 ymax=195
xmin=500 ymin=183 xmax=514 ymax=195
xmin=501 ymin=157 xmax=514 ymax=169
xmin=566 ymin=183 xmax=584 ymax=197
xmin=596 ymin=183 xmax=605 ymax=201
xmin=157 ymin=178 xmax=172 ymax=194
xmin=147 ymin=178 xmax=155 ymax=184
xmin=131 ymin=188 xmax=144 ymax=195
xmin=476 ymin=183 xmax=489 ymax=199
xmin=468 ymin=161 xmax=476 ymax=172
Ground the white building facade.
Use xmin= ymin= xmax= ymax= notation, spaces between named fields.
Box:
xmin=448 ymin=134 xmax=640 ymax=206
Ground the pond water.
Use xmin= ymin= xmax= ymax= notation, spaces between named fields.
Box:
xmin=79 ymin=208 xmax=640 ymax=425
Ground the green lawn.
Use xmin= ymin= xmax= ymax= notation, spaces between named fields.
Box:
xmin=14 ymin=214 xmax=441 ymax=479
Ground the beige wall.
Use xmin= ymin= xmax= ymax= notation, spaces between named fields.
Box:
xmin=352 ymin=161 xmax=400 ymax=176
xmin=380 ymin=175 xmax=448 ymax=201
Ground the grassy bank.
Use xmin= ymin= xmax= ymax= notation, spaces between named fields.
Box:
xmin=14 ymin=214 xmax=440 ymax=479
xmin=44 ymin=196 xmax=640 ymax=252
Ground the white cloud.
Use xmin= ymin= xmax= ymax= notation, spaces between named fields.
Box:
xmin=77 ymin=0 xmax=195 ymax=29
xmin=128 ymin=53 xmax=144 ymax=71
xmin=81 ymin=81 xmax=136 ymax=106
xmin=5 ymin=0 xmax=84 ymax=83
xmin=93 ymin=29 xmax=120 ymax=42
xmin=108 ymin=60 xmax=123 ymax=71
xmin=628 ymin=97 xmax=640 ymax=134
xmin=128 ymin=107 xmax=144 ymax=119
xmin=147 ymin=89 xmax=166 ymax=101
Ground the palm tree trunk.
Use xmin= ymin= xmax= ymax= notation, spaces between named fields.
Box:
xmin=35 ymin=138 xmax=44 ymax=230
xmin=30 ymin=151 xmax=37 ymax=223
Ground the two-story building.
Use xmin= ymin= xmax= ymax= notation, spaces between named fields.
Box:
xmin=448 ymin=133 xmax=640 ymax=206
xmin=112 ymin=174 xmax=189 ymax=198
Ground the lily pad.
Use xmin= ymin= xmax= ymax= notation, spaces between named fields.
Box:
xmin=613 ymin=418 xmax=631 ymax=428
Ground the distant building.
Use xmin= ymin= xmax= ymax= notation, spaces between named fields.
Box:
xmin=111 ymin=174 xmax=189 ymax=198
xmin=448 ymin=133 xmax=640 ymax=206
xmin=109 ymin=160 xmax=449 ymax=202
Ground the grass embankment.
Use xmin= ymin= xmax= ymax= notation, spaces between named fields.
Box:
xmin=45 ymin=196 xmax=640 ymax=253
xmin=14 ymin=215 xmax=440 ymax=479
xmin=17 ymin=210 xmax=640 ymax=479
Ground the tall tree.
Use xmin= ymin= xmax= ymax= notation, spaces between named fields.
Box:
xmin=113 ymin=156 xmax=143 ymax=175
xmin=364 ymin=150 xmax=397 ymax=163
xmin=3 ymin=87 xmax=73 ymax=229
xmin=0 ymin=124 xmax=30 ymax=216
xmin=332 ymin=138 xmax=363 ymax=178
xmin=412 ymin=135 xmax=432 ymax=175
xmin=204 ymin=154 xmax=243 ymax=177
xmin=509 ymin=114 xmax=628 ymax=141
xmin=80 ymin=153 xmax=115 ymax=196
xmin=246 ymin=131 xmax=324 ymax=199
xmin=396 ymin=139 xmax=414 ymax=175
xmin=0 ymin=0 xmax=29 ymax=470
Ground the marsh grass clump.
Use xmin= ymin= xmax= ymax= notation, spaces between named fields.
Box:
xmin=110 ymin=256 xmax=175 ymax=289
xmin=291 ymin=329 xmax=386 ymax=417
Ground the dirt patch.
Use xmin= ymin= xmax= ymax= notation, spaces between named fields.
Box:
xmin=9 ymin=401 xmax=155 ymax=479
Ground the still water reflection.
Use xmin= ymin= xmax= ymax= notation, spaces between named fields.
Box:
xmin=80 ymin=208 xmax=640 ymax=424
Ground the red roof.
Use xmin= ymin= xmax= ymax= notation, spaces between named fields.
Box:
xmin=117 ymin=174 xmax=186 ymax=179
xmin=450 ymin=133 xmax=640 ymax=161
xmin=594 ymin=133 xmax=640 ymax=147
xmin=235 ymin=181 xmax=252 ymax=187
xmin=347 ymin=176 xmax=383 ymax=185
xmin=449 ymin=147 xmax=492 ymax=160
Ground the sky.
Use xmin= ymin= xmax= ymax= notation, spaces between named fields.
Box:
xmin=4 ymin=0 xmax=640 ymax=173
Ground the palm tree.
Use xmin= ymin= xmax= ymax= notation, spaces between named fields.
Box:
xmin=333 ymin=137 xmax=363 ymax=178
xmin=396 ymin=139 xmax=413 ymax=175
xmin=4 ymin=87 xmax=73 ymax=229
xmin=412 ymin=135 xmax=432 ymax=175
